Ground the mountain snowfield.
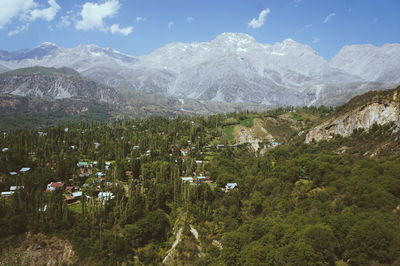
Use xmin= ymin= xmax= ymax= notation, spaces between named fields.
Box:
xmin=0 ymin=33 xmax=399 ymax=106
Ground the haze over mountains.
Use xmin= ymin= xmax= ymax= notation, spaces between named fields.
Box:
xmin=0 ymin=33 xmax=399 ymax=107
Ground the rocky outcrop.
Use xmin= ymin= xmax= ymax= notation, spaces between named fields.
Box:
xmin=305 ymin=89 xmax=400 ymax=143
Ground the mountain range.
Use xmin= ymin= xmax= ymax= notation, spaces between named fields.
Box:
xmin=0 ymin=66 xmax=120 ymax=103
xmin=0 ymin=33 xmax=399 ymax=107
xmin=0 ymin=66 xmax=275 ymax=130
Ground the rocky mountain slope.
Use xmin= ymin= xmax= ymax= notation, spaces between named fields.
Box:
xmin=0 ymin=34 xmax=398 ymax=106
xmin=331 ymin=43 xmax=400 ymax=83
xmin=0 ymin=64 xmax=9 ymax=73
xmin=0 ymin=66 xmax=120 ymax=103
xmin=305 ymin=86 xmax=400 ymax=143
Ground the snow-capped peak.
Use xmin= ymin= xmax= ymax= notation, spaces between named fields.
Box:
xmin=330 ymin=42 xmax=400 ymax=83
xmin=213 ymin=32 xmax=257 ymax=45
xmin=0 ymin=32 xmax=398 ymax=107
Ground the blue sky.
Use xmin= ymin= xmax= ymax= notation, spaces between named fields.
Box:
xmin=0 ymin=0 xmax=399 ymax=59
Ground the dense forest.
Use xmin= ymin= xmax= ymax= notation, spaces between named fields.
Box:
xmin=0 ymin=107 xmax=399 ymax=265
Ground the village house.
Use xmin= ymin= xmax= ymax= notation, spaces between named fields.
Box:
xmin=194 ymin=176 xmax=210 ymax=184
xmin=181 ymin=177 xmax=194 ymax=183
xmin=72 ymin=191 xmax=83 ymax=199
xmin=105 ymin=162 xmax=113 ymax=170
xmin=77 ymin=161 xmax=90 ymax=168
xmin=46 ymin=182 xmax=65 ymax=192
xmin=65 ymin=186 xmax=74 ymax=192
xmin=271 ymin=142 xmax=282 ymax=147
xmin=10 ymin=186 xmax=24 ymax=191
xmin=1 ymin=191 xmax=13 ymax=197
xmin=97 ymin=172 xmax=106 ymax=178
xmin=98 ymin=192 xmax=114 ymax=200
xmin=65 ymin=195 xmax=75 ymax=203
xmin=65 ymin=191 xmax=83 ymax=203
xmin=225 ymin=183 xmax=238 ymax=191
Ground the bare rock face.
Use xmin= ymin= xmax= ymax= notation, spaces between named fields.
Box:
xmin=305 ymin=89 xmax=400 ymax=143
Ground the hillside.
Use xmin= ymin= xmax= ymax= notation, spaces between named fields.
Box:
xmin=0 ymin=94 xmax=115 ymax=130
xmin=0 ymin=66 xmax=121 ymax=103
xmin=0 ymin=233 xmax=77 ymax=265
xmin=306 ymin=86 xmax=400 ymax=143
xmin=221 ymin=107 xmax=331 ymax=152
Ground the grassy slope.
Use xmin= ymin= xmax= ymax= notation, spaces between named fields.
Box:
xmin=222 ymin=108 xmax=329 ymax=144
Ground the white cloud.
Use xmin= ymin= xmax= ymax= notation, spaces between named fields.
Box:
xmin=248 ymin=8 xmax=270 ymax=29
xmin=30 ymin=0 xmax=60 ymax=22
xmin=0 ymin=0 xmax=36 ymax=29
xmin=312 ymin=37 xmax=320 ymax=43
xmin=110 ymin=23 xmax=133 ymax=35
xmin=8 ymin=24 xmax=29 ymax=36
xmin=187 ymin=17 xmax=194 ymax=23
xmin=323 ymin=13 xmax=336 ymax=23
xmin=75 ymin=0 xmax=120 ymax=31
xmin=135 ymin=16 xmax=146 ymax=23
xmin=167 ymin=21 xmax=174 ymax=29
xmin=305 ymin=24 xmax=312 ymax=28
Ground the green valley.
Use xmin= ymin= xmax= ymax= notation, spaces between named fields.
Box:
xmin=0 ymin=88 xmax=400 ymax=265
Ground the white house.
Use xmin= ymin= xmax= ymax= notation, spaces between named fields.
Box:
xmin=181 ymin=177 xmax=194 ymax=183
xmin=10 ymin=186 xmax=24 ymax=191
xmin=1 ymin=191 xmax=14 ymax=197
xmin=225 ymin=183 xmax=238 ymax=190
xmin=97 ymin=172 xmax=105 ymax=178
xmin=98 ymin=192 xmax=114 ymax=200
xmin=72 ymin=191 xmax=83 ymax=199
